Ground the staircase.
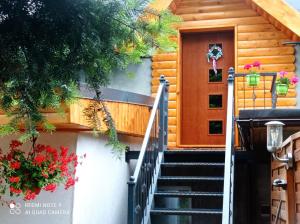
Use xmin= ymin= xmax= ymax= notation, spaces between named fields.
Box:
xmin=150 ymin=150 xmax=225 ymax=224
xmin=128 ymin=70 xmax=235 ymax=224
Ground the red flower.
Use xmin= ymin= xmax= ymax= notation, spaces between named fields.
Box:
xmin=10 ymin=162 xmax=21 ymax=170
xmin=10 ymin=187 xmax=22 ymax=194
xmin=244 ymin=64 xmax=252 ymax=70
xmin=44 ymin=183 xmax=57 ymax=192
xmin=9 ymin=140 xmax=22 ymax=149
xmin=34 ymin=154 xmax=46 ymax=165
xmin=60 ymin=146 xmax=68 ymax=157
xmin=9 ymin=176 xmax=20 ymax=183
xmin=252 ymin=61 xmax=261 ymax=68
xmin=65 ymin=177 xmax=76 ymax=189
xmin=33 ymin=188 xmax=41 ymax=195
xmin=24 ymin=190 xmax=36 ymax=201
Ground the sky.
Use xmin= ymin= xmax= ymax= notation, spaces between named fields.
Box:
xmin=285 ymin=0 xmax=300 ymax=11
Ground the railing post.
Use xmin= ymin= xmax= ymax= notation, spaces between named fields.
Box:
xmin=163 ymin=80 xmax=169 ymax=151
xmin=272 ymin=82 xmax=277 ymax=109
xmin=128 ymin=177 xmax=136 ymax=224
xmin=159 ymin=75 xmax=166 ymax=151
xmin=222 ymin=67 xmax=235 ymax=224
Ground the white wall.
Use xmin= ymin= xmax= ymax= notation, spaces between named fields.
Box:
xmin=72 ymin=133 xmax=143 ymax=224
xmin=0 ymin=133 xmax=77 ymax=224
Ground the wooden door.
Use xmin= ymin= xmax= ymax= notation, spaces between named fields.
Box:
xmin=180 ymin=31 xmax=234 ymax=147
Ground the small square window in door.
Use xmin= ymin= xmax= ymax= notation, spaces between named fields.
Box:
xmin=209 ymin=95 xmax=222 ymax=108
xmin=209 ymin=121 xmax=223 ymax=134
xmin=209 ymin=69 xmax=222 ymax=82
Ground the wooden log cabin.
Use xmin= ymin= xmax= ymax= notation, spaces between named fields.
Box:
xmin=126 ymin=0 xmax=300 ymax=224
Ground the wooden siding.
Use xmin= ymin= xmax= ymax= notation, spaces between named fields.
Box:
xmin=0 ymin=99 xmax=151 ymax=136
xmin=151 ymin=0 xmax=296 ymax=147
xmin=271 ymin=132 xmax=300 ymax=224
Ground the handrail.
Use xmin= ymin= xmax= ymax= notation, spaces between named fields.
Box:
xmin=128 ymin=75 xmax=169 ymax=224
xmin=222 ymin=67 xmax=235 ymax=224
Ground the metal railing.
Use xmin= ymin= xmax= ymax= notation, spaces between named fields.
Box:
xmin=222 ymin=68 xmax=236 ymax=224
xmin=235 ymin=73 xmax=277 ymax=109
xmin=127 ymin=75 xmax=169 ymax=224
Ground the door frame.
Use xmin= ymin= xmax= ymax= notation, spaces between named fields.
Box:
xmin=176 ymin=25 xmax=238 ymax=148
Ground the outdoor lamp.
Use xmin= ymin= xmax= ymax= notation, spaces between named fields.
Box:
xmin=265 ymin=121 xmax=293 ymax=169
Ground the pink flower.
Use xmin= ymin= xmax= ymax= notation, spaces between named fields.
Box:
xmin=279 ymin=71 xmax=288 ymax=78
xmin=291 ymin=76 xmax=299 ymax=85
xmin=244 ymin=64 xmax=252 ymax=70
xmin=252 ymin=61 xmax=261 ymax=68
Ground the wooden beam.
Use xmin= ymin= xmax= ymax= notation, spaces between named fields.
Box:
xmin=252 ymin=0 xmax=300 ymax=38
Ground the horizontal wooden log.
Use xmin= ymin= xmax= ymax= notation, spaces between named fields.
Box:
xmin=168 ymin=142 xmax=177 ymax=147
xmin=238 ymin=24 xmax=276 ymax=33
xmin=237 ymin=64 xmax=295 ymax=73
xmin=177 ymin=17 xmax=268 ymax=29
xmin=176 ymin=3 xmax=248 ymax=14
xmin=237 ymin=89 xmax=296 ymax=98
xmin=180 ymin=9 xmax=256 ymax=21
xmin=238 ymin=31 xmax=287 ymax=41
xmin=178 ymin=0 xmax=243 ymax=7
xmin=168 ymin=125 xmax=177 ymax=134
xmin=152 ymin=84 xmax=177 ymax=93
xmin=235 ymin=72 xmax=296 ymax=82
xmin=151 ymin=93 xmax=177 ymax=101
xmin=152 ymin=69 xmax=177 ymax=77
xmin=237 ymin=98 xmax=296 ymax=107
xmin=152 ymin=61 xmax=177 ymax=69
xmin=152 ymin=53 xmax=177 ymax=62
xmin=152 ymin=77 xmax=177 ymax=85
xmin=168 ymin=117 xmax=177 ymax=125
xmin=238 ymin=39 xmax=288 ymax=49
xmin=238 ymin=55 xmax=295 ymax=65
xmin=168 ymin=133 xmax=176 ymax=142
xmin=168 ymin=109 xmax=177 ymax=117
xmin=168 ymin=101 xmax=177 ymax=109
xmin=238 ymin=47 xmax=294 ymax=57
xmin=236 ymin=81 xmax=296 ymax=90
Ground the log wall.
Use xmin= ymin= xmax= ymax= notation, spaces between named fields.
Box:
xmin=152 ymin=0 xmax=296 ymax=147
xmin=271 ymin=132 xmax=300 ymax=224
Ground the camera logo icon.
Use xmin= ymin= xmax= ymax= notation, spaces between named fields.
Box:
xmin=9 ymin=202 xmax=22 ymax=215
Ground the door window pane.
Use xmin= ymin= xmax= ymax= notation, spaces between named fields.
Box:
xmin=209 ymin=95 xmax=222 ymax=108
xmin=209 ymin=121 xmax=223 ymax=134
xmin=209 ymin=69 xmax=222 ymax=82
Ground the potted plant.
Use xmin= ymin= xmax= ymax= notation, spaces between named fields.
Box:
xmin=276 ymin=71 xmax=299 ymax=96
xmin=0 ymin=140 xmax=84 ymax=205
xmin=244 ymin=61 xmax=261 ymax=87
